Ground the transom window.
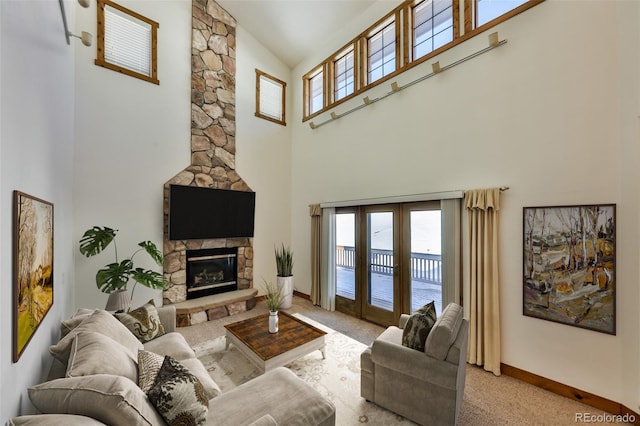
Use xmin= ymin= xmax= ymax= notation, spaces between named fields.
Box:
xmin=308 ymin=68 xmax=325 ymax=115
xmin=302 ymin=0 xmax=543 ymax=122
xmin=413 ymin=0 xmax=453 ymax=61
xmin=334 ymin=49 xmax=355 ymax=101
xmin=367 ymin=20 xmax=396 ymax=84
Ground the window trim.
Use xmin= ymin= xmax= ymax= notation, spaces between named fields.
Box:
xmin=302 ymin=0 xmax=544 ymax=122
xmin=95 ymin=0 xmax=159 ymax=85
xmin=255 ymin=69 xmax=287 ymax=126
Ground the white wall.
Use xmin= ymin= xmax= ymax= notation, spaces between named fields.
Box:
xmin=73 ymin=0 xmax=191 ymax=309
xmin=0 ymin=0 xmax=76 ymax=420
xmin=235 ymin=26 xmax=292 ymax=293
xmin=289 ymin=0 xmax=640 ymax=409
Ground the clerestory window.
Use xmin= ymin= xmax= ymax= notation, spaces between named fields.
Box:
xmin=302 ymin=0 xmax=543 ymax=122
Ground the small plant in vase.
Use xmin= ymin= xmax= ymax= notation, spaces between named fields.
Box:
xmin=263 ymin=279 xmax=284 ymax=333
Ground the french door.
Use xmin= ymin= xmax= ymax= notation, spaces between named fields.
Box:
xmin=335 ymin=201 xmax=443 ymax=326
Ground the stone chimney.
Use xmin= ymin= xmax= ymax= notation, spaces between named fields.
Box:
xmin=163 ymin=0 xmax=253 ymax=305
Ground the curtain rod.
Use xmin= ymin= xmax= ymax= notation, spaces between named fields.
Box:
xmin=319 ymin=187 xmax=509 ymax=208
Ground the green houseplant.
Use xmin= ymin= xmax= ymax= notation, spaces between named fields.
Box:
xmin=263 ymin=279 xmax=284 ymax=333
xmin=274 ymin=244 xmax=294 ymax=309
xmin=79 ymin=226 xmax=168 ymax=304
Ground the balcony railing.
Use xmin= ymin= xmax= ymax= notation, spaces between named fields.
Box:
xmin=336 ymin=246 xmax=442 ymax=284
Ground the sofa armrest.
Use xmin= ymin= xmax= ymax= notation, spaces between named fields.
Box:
xmin=156 ymin=304 xmax=176 ymax=333
xmin=248 ymin=414 xmax=278 ymax=426
xmin=398 ymin=314 xmax=410 ymax=329
xmin=371 ymin=327 xmax=457 ymax=390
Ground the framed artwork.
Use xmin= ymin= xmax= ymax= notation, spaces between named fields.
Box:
xmin=523 ymin=204 xmax=615 ymax=335
xmin=13 ymin=191 xmax=54 ymax=362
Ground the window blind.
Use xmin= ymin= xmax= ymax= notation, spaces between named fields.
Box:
xmin=104 ymin=5 xmax=152 ymax=77
xmin=259 ymin=75 xmax=283 ymax=121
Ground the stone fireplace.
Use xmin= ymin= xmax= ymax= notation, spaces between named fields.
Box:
xmin=162 ymin=0 xmax=255 ymax=316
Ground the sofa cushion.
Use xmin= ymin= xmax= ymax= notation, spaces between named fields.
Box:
xmin=143 ymin=331 xmax=195 ymax=361
xmin=425 ymin=303 xmax=464 ymax=360
xmin=401 ymin=301 xmax=437 ymax=351
xmin=66 ymin=332 xmax=137 ymax=382
xmin=148 ymin=356 xmax=209 ymax=426
xmin=209 ymin=367 xmax=335 ymax=425
xmin=9 ymin=414 xmax=107 ymax=425
xmin=60 ymin=309 xmax=95 ymax=338
xmin=50 ymin=309 xmax=143 ymax=365
xmin=28 ymin=374 xmax=165 ymax=426
xmin=115 ymin=300 xmax=165 ymax=343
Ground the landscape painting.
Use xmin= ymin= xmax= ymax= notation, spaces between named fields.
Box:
xmin=14 ymin=191 xmax=54 ymax=362
xmin=523 ymin=204 xmax=615 ymax=335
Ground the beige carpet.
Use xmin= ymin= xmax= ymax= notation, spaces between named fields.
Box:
xmin=181 ymin=297 xmax=631 ymax=425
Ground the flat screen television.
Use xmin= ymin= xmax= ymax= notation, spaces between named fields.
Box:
xmin=168 ymin=185 xmax=255 ymax=240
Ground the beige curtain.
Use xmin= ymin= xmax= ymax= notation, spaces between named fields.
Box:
xmin=464 ymin=188 xmax=501 ymax=376
xmin=309 ymin=204 xmax=322 ymax=306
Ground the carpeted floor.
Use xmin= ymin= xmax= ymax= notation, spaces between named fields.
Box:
xmin=178 ymin=296 xmax=631 ymax=426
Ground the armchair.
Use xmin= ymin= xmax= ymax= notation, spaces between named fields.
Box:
xmin=360 ymin=303 xmax=468 ymax=425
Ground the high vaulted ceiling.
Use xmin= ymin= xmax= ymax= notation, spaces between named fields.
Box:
xmin=216 ymin=0 xmax=380 ymax=69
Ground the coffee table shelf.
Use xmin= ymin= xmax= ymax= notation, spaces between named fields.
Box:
xmin=224 ymin=311 xmax=326 ymax=372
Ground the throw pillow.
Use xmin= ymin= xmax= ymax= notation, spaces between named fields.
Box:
xmin=66 ymin=331 xmax=137 ymax=382
xmin=148 ymin=356 xmax=209 ymax=426
xmin=60 ymin=309 xmax=95 ymax=338
xmin=137 ymin=349 xmax=165 ymax=393
xmin=49 ymin=310 xmax=143 ymax=365
xmin=28 ymin=374 xmax=166 ymax=425
xmin=115 ymin=299 xmax=165 ymax=343
xmin=402 ymin=301 xmax=437 ymax=352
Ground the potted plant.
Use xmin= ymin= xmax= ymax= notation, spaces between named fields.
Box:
xmin=275 ymin=244 xmax=294 ymax=309
xmin=78 ymin=226 xmax=168 ymax=311
xmin=263 ymin=279 xmax=284 ymax=333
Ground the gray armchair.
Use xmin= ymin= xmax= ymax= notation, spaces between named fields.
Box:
xmin=360 ymin=303 xmax=468 ymax=425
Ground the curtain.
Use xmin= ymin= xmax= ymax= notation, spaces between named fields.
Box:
xmin=309 ymin=204 xmax=322 ymax=305
xmin=441 ymin=198 xmax=462 ymax=308
xmin=464 ymin=188 xmax=501 ymax=376
xmin=320 ymin=207 xmax=336 ymax=311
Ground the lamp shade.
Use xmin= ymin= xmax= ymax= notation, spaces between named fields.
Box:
xmin=105 ymin=289 xmax=130 ymax=312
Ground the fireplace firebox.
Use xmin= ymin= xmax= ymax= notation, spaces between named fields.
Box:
xmin=186 ymin=247 xmax=238 ymax=300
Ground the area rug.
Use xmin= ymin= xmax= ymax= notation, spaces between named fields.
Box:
xmin=192 ymin=314 xmax=413 ymax=425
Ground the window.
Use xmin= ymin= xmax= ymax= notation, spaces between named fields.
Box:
xmin=255 ymin=69 xmax=286 ymax=126
xmin=476 ymin=0 xmax=529 ymax=27
xmin=367 ymin=20 xmax=396 ymax=84
xmin=302 ymin=0 xmax=542 ymax=121
xmin=308 ymin=68 xmax=325 ymax=115
xmin=334 ymin=49 xmax=355 ymax=101
xmin=95 ymin=0 xmax=159 ymax=85
xmin=413 ymin=0 xmax=453 ymax=61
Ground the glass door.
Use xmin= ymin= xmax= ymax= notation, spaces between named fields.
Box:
xmin=362 ymin=205 xmax=401 ymax=325
xmin=335 ymin=209 xmax=359 ymax=317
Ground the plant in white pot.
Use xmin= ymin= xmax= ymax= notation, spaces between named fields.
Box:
xmin=275 ymin=244 xmax=294 ymax=309
xmin=263 ymin=279 xmax=284 ymax=333
xmin=78 ymin=226 xmax=168 ymax=311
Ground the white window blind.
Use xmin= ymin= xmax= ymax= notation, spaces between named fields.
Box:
xmin=259 ymin=75 xmax=283 ymax=121
xmin=104 ymin=4 xmax=152 ymax=77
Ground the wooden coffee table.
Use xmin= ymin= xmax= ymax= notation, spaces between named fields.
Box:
xmin=224 ymin=311 xmax=327 ymax=372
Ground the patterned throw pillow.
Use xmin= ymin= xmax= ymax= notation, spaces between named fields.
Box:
xmin=115 ymin=300 xmax=165 ymax=343
xmin=137 ymin=350 xmax=165 ymax=393
xmin=402 ymin=301 xmax=437 ymax=352
xmin=148 ymin=356 xmax=209 ymax=426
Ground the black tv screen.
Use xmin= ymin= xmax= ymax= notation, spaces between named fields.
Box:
xmin=169 ymin=185 xmax=255 ymax=240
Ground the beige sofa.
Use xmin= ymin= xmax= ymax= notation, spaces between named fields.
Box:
xmin=10 ymin=305 xmax=335 ymax=426
xmin=360 ymin=303 xmax=468 ymax=425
